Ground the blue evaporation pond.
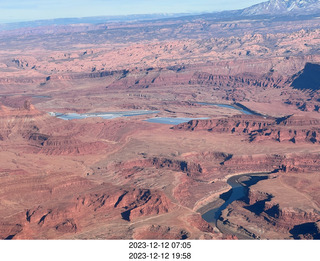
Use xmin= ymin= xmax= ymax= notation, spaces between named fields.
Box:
xmin=195 ymin=102 xmax=253 ymax=115
xmin=50 ymin=110 xmax=160 ymax=120
xmin=146 ymin=117 xmax=209 ymax=125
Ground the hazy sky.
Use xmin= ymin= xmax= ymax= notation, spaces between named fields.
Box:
xmin=0 ymin=0 xmax=265 ymax=23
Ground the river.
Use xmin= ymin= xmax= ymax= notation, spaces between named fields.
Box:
xmin=201 ymin=171 xmax=276 ymax=238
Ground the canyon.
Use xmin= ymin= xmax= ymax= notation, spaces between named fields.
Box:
xmin=1 ymin=0 xmax=320 ymax=240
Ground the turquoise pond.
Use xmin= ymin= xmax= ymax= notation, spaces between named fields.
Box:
xmin=48 ymin=103 xmax=258 ymax=123
xmin=195 ymin=102 xmax=254 ymax=115
xmin=145 ymin=117 xmax=209 ymax=125
xmin=49 ymin=110 xmax=160 ymax=120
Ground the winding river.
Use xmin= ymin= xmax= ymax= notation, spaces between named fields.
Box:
xmin=201 ymin=171 xmax=276 ymax=237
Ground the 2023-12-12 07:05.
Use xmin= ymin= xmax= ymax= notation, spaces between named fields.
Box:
xmin=129 ymin=241 xmax=192 ymax=249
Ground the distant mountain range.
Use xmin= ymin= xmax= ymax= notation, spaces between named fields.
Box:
xmin=1 ymin=0 xmax=320 ymax=31
xmin=242 ymin=0 xmax=320 ymax=16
